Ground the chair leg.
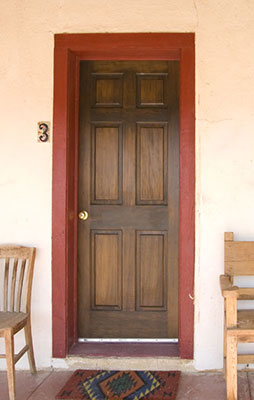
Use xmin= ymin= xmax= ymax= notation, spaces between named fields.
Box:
xmin=4 ymin=330 xmax=16 ymax=400
xmin=24 ymin=320 xmax=36 ymax=374
xmin=223 ymin=319 xmax=227 ymax=379
xmin=226 ymin=334 xmax=238 ymax=400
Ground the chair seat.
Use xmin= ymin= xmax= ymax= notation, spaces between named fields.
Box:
xmin=0 ymin=312 xmax=28 ymax=333
xmin=238 ymin=310 xmax=254 ymax=329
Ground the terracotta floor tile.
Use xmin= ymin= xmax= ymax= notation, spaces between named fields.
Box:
xmin=176 ymin=373 xmax=227 ymax=400
xmin=27 ymin=371 xmax=73 ymax=400
xmin=246 ymin=371 xmax=254 ymax=399
xmin=0 ymin=371 xmax=51 ymax=400
xmin=176 ymin=372 xmax=252 ymax=400
xmin=237 ymin=372 xmax=251 ymax=400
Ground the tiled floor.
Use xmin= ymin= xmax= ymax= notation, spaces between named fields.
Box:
xmin=0 ymin=370 xmax=253 ymax=399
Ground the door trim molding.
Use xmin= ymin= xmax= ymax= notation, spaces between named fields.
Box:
xmin=52 ymin=33 xmax=195 ymax=359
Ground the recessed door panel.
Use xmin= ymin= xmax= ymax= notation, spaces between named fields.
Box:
xmin=137 ymin=123 xmax=168 ymax=205
xmin=91 ymin=123 xmax=123 ymax=204
xmin=136 ymin=231 xmax=167 ymax=311
xmin=92 ymin=73 xmax=123 ymax=107
xmin=136 ymin=73 xmax=168 ymax=107
xmin=91 ymin=230 xmax=122 ymax=310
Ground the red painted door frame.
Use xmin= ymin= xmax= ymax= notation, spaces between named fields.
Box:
xmin=52 ymin=33 xmax=195 ymax=359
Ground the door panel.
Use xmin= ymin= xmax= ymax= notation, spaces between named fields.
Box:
xmin=92 ymin=73 xmax=124 ymax=108
xmin=136 ymin=231 xmax=167 ymax=310
xmin=136 ymin=73 xmax=168 ymax=107
xmin=91 ymin=230 xmax=122 ymax=310
xmin=137 ymin=123 xmax=168 ymax=204
xmin=78 ymin=60 xmax=179 ymax=338
xmin=91 ymin=123 xmax=123 ymax=204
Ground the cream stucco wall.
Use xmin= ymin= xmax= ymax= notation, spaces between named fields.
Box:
xmin=0 ymin=0 xmax=254 ymax=371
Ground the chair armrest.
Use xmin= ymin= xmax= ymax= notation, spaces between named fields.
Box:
xmin=220 ymin=276 xmax=254 ymax=300
xmin=220 ymin=274 xmax=239 ymax=298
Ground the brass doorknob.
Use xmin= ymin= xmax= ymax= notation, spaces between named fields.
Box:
xmin=78 ymin=210 xmax=89 ymax=221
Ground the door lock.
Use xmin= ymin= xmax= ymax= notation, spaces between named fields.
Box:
xmin=78 ymin=210 xmax=89 ymax=221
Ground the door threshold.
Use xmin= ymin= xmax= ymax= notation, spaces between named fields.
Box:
xmin=69 ymin=341 xmax=179 ymax=358
xmin=78 ymin=338 xmax=178 ymax=343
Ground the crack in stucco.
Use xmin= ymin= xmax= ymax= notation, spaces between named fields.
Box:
xmin=193 ymin=0 xmax=199 ymax=28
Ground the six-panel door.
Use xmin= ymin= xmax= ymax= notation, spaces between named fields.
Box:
xmin=78 ymin=61 xmax=179 ymax=338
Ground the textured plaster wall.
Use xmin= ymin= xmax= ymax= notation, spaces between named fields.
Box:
xmin=0 ymin=0 xmax=254 ymax=370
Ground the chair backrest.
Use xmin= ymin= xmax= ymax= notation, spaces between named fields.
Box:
xmin=225 ymin=232 xmax=254 ymax=276
xmin=0 ymin=246 xmax=36 ymax=313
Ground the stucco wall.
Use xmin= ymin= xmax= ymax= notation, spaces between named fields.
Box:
xmin=0 ymin=0 xmax=254 ymax=370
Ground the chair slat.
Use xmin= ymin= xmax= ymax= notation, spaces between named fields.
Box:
xmin=16 ymin=259 xmax=26 ymax=311
xmin=225 ymin=241 xmax=254 ymax=275
xmin=0 ymin=247 xmax=31 ymax=259
xmin=225 ymin=241 xmax=254 ymax=260
xmin=238 ymin=354 xmax=254 ymax=364
xmin=10 ymin=259 xmax=18 ymax=312
xmin=4 ymin=259 xmax=9 ymax=311
xmin=226 ymin=261 xmax=254 ymax=275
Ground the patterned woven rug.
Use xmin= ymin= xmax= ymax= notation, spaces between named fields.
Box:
xmin=56 ymin=369 xmax=180 ymax=400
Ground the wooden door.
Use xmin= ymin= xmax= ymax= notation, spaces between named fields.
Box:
xmin=78 ymin=61 xmax=179 ymax=338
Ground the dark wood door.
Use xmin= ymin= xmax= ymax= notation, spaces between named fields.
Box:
xmin=78 ymin=60 xmax=179 ymax=338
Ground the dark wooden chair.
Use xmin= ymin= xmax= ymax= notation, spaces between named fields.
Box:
xmin=0 ymin=246 xmax=36 ymax=400
xmin=220 ymin=232 xmax=254 ymax=400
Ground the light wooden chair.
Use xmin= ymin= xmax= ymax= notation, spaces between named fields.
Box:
xmin=0 ymin=246 xmax=36 ymax=400
xmin=220 ymin=232 xmax=254 ymax=400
